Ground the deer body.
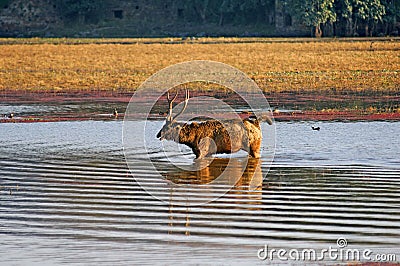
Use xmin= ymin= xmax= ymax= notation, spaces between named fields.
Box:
xmin=164 ymin=119 xmax=262 ymax=159
xmin=156 ymin=90 xmax=268 ymax=159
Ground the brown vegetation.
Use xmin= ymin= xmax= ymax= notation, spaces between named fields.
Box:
xmin=0 ymin=38 xmax=399 ymax=94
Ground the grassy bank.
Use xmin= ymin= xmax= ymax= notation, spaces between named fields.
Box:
xmin=0 ymin=38 xmax=399 ymax=93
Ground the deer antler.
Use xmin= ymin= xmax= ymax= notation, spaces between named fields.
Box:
xmin=172 ymin=89 xmax=189 ymax=120
xmin=165 ymin=89 xmax=189 ymax=122
xmin=166 ymin=90 xmax=178 ymax=122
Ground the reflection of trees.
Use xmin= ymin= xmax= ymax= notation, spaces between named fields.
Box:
xmin=165 ymin=158 xmax=264 ymax=236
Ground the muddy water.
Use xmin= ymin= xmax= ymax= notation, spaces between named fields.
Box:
xmin=1 ymin=120 xmax=399 ymax=265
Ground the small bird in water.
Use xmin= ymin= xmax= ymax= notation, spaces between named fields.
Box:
xmin=311 ymin=126 xmax=320 ymax=131
xmin=6 ymin=113 xmax=14 ymax=119
xmin=113 ymin=108 xmax=118 ymax=118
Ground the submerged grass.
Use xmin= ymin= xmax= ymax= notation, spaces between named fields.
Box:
xmin=0 ymin=38 xmax=399 ymax=93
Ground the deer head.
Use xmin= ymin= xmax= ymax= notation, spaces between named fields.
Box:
xmin=156 ymin=89 xmax=189 ymax=141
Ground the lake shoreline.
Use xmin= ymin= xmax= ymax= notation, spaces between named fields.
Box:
xmin=1 ymin=90 xmax=399 ymax=123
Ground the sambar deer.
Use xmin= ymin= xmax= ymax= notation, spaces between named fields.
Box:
xmin=156 ymin=90 xmax=272 ymax=159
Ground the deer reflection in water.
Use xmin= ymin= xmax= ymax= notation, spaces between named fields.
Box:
xmin=165 ymin=158 xmax=264 ymax=236
xmin=165 ymin=158 xmax=263 ymax=190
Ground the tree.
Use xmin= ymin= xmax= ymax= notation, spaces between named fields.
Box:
xmin=334 ymin=0 xmax=354 ymax=35
xmin=218 ymin=0 xmax=235 ymax=26
xmin=190 ymin=0 xmax=211 ymax=23
xmin=237 ymin=0 xmax=273 ymax=24
xmin=287 ymin=0 xmax=337 ymax=37
xmin=0 ymin=0 xmax=11 ymax=9
xmin=381 ymin=0 xmax=399 ymax=34
xmin=351 ymin=0 xmax=386 ymax=36
xmin=218 ymin=0 xmax=274 ymax=26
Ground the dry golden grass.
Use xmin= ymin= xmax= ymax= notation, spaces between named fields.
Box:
xmin=0 ymin=38 xmax=399 ymax=93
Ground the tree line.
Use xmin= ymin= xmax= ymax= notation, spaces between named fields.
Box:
xmin=284 ymin=0 xmax=400 ymax=36
xmin=54 ymin=0 xmax=399 ymax=37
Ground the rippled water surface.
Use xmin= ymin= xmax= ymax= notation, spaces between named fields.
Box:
xmin=1 ymin=120 xmax=400 ymax=265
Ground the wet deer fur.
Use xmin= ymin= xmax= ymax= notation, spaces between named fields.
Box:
xmin=156 ymin=90 xmax=270 ymax=159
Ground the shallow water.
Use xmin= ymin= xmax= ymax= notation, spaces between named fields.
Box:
xmin=1 ymin=120 xmax=399 ymax=265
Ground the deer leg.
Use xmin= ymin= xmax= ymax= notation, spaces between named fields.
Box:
xmin=249 ymin=139 xmax=261 ymax=158
xmin=192 ymin=147 xmax=201 ymax=159
xmin=197 ymin=137 xmax=217 ymax=159
xmin=193 ymin=147 xmax=210 ymax=159
xmin=196 ymin=137 xmax=215 ymax=159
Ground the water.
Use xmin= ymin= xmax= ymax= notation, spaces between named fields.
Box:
xmin=1 ymin=120 xmax=400 ymax=265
